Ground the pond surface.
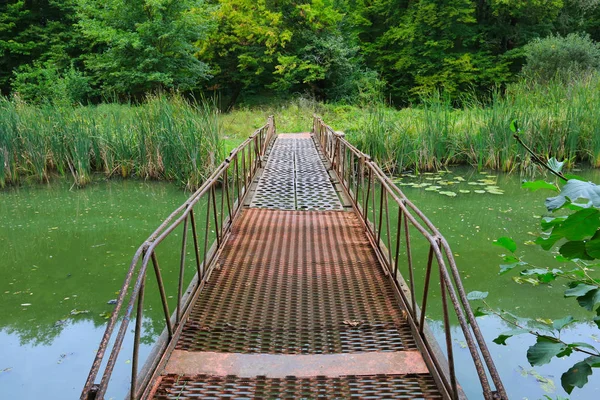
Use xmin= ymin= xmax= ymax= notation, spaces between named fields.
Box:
xmin=0 ymin=180 xmax=188 ymax=399
xmin=1 ymin=169 xmax=599 ymax=399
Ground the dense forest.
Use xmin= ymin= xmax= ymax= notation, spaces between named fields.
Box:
xmin=2 ymin=0 xmax=600 ymax=107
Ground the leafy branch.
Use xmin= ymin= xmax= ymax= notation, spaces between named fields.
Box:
xmin=510 ymin=119 xmax=567 ymax=182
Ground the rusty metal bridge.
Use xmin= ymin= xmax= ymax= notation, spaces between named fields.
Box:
xmin=81 ymin=117 xmax=507 ymax=399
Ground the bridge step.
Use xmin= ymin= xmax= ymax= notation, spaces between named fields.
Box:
xmin=163 ymin=350 xmax=429 ymax=377
xmin=152 ymin=374 xmax=442 ymax=399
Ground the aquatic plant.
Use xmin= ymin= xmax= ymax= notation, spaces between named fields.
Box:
xmin=0 ymin=94 xmax=221 ymax=189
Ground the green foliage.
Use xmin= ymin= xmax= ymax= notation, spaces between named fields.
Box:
xmin=486 ymin=150 xmax=600 ymax=393
xmin=12 ymin=63 xmax=92 ymax=104
xmin=76 ymin=0 xmax=211 ymax=98
xmin=545 ymin=180 xmax=600 ymax=210
xmin=494 ymin=237 xmax=517 ymax=253
xmin=522 ymin=33 xmax=600 ymax=83
xmin=0 ymin=1 xmax=82 ymax=95
xmin=0 ymin=94 xmax=221 ymax=189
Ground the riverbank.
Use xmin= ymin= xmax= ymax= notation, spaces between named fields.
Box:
xmin=2 ymin=75 xmax=599 ymax=190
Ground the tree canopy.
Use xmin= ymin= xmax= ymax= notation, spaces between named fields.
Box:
xmin=2 ymin=0 xmax=600 ymax=105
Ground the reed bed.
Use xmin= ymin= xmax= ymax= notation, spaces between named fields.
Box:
xmin=2 ymin=75 xmax=599 ymax=190
xmin=0 ymin=95 xmax=221 ymax=189
xmin=344 ymin=73 xmax=600 ymax=173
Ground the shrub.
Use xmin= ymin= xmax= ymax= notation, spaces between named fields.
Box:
xmin=521 ymin=33 xmax=600 ymax=82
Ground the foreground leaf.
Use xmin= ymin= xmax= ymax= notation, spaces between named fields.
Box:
xmin=494 ymin=237 xmax=517 ymax=253
xmin=564 ymin=284 xmax=597 ymax=298
xmin=522 ymin=180 xmax=559 ymax=192
xmin=545 ymin=180 xmax=600 ymax=211
xmin=561 ymin=360 xmax=592 ymax=394
xmin=552 ymin=208 xmax=600 ymax=241
xmin=527 ymin=337 xmax=567 ymax=366
xmin=493 ymin=329 xmax=529 ymax=345
xmin=547 ymin=157 xmax=565 ymax=174
xmin=552 ymin=316 xmax=575 ymax=331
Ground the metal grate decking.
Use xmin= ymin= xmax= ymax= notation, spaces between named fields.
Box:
xmin=250 ymin=134 xmax=342 ymax=211
xmin=176 ymin=210 xmax=416 ymax=354
xmin=151 ymin=133 xmax=443 ymax=399
xmin=153 ymin=374 xmax=443 ymax=399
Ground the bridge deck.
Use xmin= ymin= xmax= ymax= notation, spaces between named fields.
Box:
xmin=148 ymin=134 xmax=443 ymax=399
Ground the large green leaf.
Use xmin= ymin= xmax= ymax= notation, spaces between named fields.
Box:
xmin=527 ymin=337 xmax=567 ymax=366
xmin=522 ymin=180 xmax=559 ymax=192
xmin=586 ymin=235 xmax=600 ymax=259
xmin=564 ymin=284 xmax=597 ymax=298
xmin=575 ymin=288 xmax=600 ymax=311
xmin=494 ymin=236 xmax=516 ymax=253
xmin=540 ymin=216 xmax=567 ymax=231
xmin=545 ymin=180 xmax=600 ymax=211
xmin=561 ymin=360 xmax=593 ymax=394
xmin=559 ymin=240 xmax=592 ymax=260
xmin=551 ymin=208 xmax=600 ymax=241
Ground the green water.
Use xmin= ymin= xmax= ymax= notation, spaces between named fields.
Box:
xmin=0 ymin=180 xmax=189 ymax=399
xmin=1 ymin=170 xmax=600 ymax=399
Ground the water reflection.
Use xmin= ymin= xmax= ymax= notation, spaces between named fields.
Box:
xmin=2 ymin=169 xmax=600 ymax=399
xmin=0 ymin=180 xmax=188 ymax=399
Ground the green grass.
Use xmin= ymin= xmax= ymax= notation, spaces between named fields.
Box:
xmin=222 ymin=74 xmax=600 ymax=174
xmin=0 ymin=94 xmax=221 ymax=189
xmin=2 ymin=75 xmax=599 ymax=190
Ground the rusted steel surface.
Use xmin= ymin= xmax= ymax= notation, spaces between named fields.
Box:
xmin=176 ymin=209 xmax=416 ymax=355
xmin=313 ymin=116 xmax=507 ymax=399
xmin=81 ymin=118 xmax=276 ymax=400
xmin=153 ymin=374 xmax=443 ymax=399
xmin=164 ymin=350 xmax=429 ymax=377
xmin=83 ymin=115 xmax=507 ymax=400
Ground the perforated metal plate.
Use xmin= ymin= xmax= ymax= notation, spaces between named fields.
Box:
xmin=177 ymin=210 xmax=416 ymax=354
xmin=153 ymin=374 xmax=443 ymax=399
xmin=250 ymin=134 xmax=342 ymax=210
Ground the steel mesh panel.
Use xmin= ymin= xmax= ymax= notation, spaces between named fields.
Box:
xmin=154 ymin=374 xmax=442 ymax=399
xmin=177 ymin=210 xmax=416 ymax=354
xmin=250 ymin=135 xmax=342 ymax=210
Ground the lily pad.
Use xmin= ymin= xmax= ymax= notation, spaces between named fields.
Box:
xmin=455 ymin=176 xmax=466 ymax=182
xmin=474 ymin=190 xmax=486 ymax=194
xmin=439 ymin=191 xmax=457 ymax=197
xmin=425 ymin=186 xmax=441 ymax=191
xmin=459 ymin=190 xmax=470 ymax=194
xmin=413 ymin=183 xmax=431 ymax=188
xmin=487 ymin=189 xmax=504 ymax=195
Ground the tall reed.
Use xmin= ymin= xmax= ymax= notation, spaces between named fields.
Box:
xmin=0 ymin=94 xmax=221 ymax=189
xmin=342 ymin=73 xmax=600 ymax=174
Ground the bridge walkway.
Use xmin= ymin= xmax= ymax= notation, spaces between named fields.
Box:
xmin=149 ymin=133 xmax=442 ymax=398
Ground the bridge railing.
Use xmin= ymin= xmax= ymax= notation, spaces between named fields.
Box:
xmin=313 ymin=116 xmax=506 ymax=400
xmin=81 ymin=117 xmax=276 ymax=400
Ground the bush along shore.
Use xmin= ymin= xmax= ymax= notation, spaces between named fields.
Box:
xmin=0 ymin=94 xmax=221 ymax=190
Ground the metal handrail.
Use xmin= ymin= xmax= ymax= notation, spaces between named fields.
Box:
xmin=81 ymin=116 xmax=276 ymax=400
xmin=313 ymin=116 xmax=507 ymax=400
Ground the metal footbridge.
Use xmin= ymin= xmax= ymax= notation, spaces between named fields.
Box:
xmin=81 ymin=117 xmax=507 ymax=399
